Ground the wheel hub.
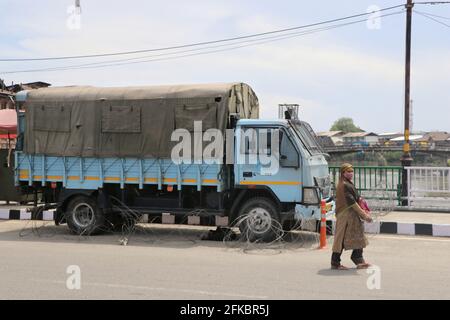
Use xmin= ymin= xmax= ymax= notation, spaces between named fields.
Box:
xmin=247 ymin=208 xmax=272 ymax=234
xmin=72 ymin=203 xmax=95 ymax=228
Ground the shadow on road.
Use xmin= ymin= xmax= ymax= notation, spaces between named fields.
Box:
xmin=317 ymin=268 xmax=361 ymax=276
xmin=0 ymin=221 xmax=321 ymax=253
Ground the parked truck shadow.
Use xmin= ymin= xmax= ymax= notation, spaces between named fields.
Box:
xmin=0 ymin=221 xmax=321 ymax=252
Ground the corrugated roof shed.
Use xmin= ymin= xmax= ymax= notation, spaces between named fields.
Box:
xmin=342 ymin=132 xmax=378 ymax=138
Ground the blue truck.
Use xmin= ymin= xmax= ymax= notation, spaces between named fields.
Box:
xmin=14 ymin=83 xmax=334 ymax=241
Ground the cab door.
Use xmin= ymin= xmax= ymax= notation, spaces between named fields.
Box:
xmin=234 ymin=126 xmax=302 ymax=202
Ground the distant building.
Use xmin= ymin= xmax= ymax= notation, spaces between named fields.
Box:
xmin=389 ymin=134 xmax=424 ymax=146
xmin=0 ymin=89 xmax=15 ymax=110
xmin=378 ymin=132 xmax=403 ymax=145
xmin=6 ymin=81 xmax=51 ymax=93
xmin=342 ymin=132 xmax=379 ymax=146
xmin=0 ymin=80 xmax=50 ymax=149
xmin=0 ymin=80 xmax=51 ymax=110
xmin=416 ymin=131 xmax=450 ymax=147
xmin=316 ymin=131 xmax=344 ymax=147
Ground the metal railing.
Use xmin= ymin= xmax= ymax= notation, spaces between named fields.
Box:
xmin=323 ymin=145 xmax=450 ymax=154
xmin=406 ymin=167 xmax=450 ymax=209
xmin=329 ymin=166 xmax=403 ymax=204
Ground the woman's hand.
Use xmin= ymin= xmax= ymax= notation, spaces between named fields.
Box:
xmin=356 ymin=204 xmax=373 ymax=223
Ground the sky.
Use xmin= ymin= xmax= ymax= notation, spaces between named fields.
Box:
xmin=0 ymin=0 xmax=449 ymax=134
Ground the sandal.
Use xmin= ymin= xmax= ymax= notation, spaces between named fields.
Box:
xmin=331 ymin=264 xmax=349 ymax=270
xmin=356 ymin=263 xmax=372 ymax=269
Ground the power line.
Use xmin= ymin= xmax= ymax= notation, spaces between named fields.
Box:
xmin=415 ymin=9 xmax=450 ymax=19
xmin=0 ymin=11 xmax=405 ymax=74
xmin=414 ymin=1 xmax=450 ymax=5
xmin=2 ymin=12 xmax=404 ymax=74
xmin=414 ymin=10 xmax=450 ymax=19
xmin=0 ymin=4 xmax=406 ymax=62
xmin=415 ymin=10 xmax=450 ymax=27
xmin=4 ymin=25 xmax=349 ymax=73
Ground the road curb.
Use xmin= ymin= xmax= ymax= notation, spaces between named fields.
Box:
xmin=394 ymin=207 xmax=450 ymax=214
xmin=0 ymin=209 xmax=229 ymax=227
xmin=2 ymin=208 xmax=450 ymax=237
xmin=0 ymin=208 xmax=56 ymax=221
xmin=330 ymin=220 xmax=450 ymax=237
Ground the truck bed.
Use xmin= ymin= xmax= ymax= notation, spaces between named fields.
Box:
xmin=15 ymin=152 xmax=223 ymax=191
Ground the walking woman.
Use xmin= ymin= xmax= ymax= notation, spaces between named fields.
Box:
xmin=331 ymin=163 xmax=373 ymax=270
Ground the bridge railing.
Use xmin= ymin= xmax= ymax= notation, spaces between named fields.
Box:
xmin=406 ymin=167 xmax=450 ymax=209
xmin=323 ymin=145 xmax=450 ymax=153
xmin=329 ymin=166 xmax=403 ymax=205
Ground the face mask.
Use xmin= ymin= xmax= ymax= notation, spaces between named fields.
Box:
xmin=343 ymin=170 xmax=353 ymax=181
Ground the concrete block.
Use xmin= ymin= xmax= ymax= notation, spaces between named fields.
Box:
xmin=0 ymin=209 xmax=9 ymax=220
xmin=43 ymin=211 xmax=55 ymax=221
xmin=20 ymin=209 xmax=31 ymax=220
xmin=215 ymin=215 xmax=228 ymax=227
xmin=188 ymin=216 xmax=200 ymax=225
xmin=364 ymin=221 xmax=380 ymax=234
xmin=397 ymin=223 xmax=415 ymax=235
xmin=432 ymin=224 xmax=450 ymax=237
xmin=162 ymin=212 xmax=175 ymax=224
xmin=139 ymin=214 xmax=149 ymax=223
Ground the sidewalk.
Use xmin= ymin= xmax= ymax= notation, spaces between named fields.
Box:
xmin=379 ymin=211 xmax=450 ymax=225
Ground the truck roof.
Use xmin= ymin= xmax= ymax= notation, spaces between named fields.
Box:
xmin=17 ymin=82 xmax=249 ymax=102
xmin=19 ymin=82 xmax=260 ymax=158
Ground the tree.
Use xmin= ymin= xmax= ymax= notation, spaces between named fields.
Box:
xmin=330 ymin=117 xmax=364 ymax=133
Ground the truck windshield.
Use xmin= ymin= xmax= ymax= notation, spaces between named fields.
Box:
xmin=289 ymin=120 xmax=324 ymax=155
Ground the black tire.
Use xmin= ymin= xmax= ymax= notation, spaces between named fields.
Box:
xmin=236 ymin=197 xmax=282 ymax=242
xmin=65 ymin=195 xmax=105 ymax=235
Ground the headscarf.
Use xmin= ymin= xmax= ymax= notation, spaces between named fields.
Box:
xmin=335 ymin=163 xmax=354 ymax=214
xmin=340 ymin=163 xmax=353 ymax=176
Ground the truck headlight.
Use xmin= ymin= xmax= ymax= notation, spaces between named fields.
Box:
xmin=303 ymin=187 xmax=320 ymax=205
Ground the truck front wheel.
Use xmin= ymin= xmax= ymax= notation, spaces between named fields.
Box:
xmin=65 ymin=196 xmax=105 ymax=235
xmin=237 ymin=197 xmax=282 ymax=242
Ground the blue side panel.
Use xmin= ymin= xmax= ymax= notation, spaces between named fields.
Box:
xmin=15 ymin=152 xmax=224 ymax=191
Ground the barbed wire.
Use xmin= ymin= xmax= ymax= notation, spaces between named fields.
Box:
xmin=16 ymin=201 xmax=325 ymax=254
xmin=363 ymin=179 xmax=397 ymax=239
xmin=219 ymin=212 xmax=320 ymax=255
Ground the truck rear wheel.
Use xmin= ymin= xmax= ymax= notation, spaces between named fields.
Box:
xmin=237 ymin=197 xmax=282 ymax=242
xmin=66 ymin=195 xmax=105 ymax=235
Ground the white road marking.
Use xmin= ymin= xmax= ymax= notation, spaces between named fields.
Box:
xmin=34 ymin=280 xmax=268 ymax=299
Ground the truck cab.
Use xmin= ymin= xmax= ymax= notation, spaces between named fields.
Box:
xmin=234 ymin=118 xmax=333 ymax=229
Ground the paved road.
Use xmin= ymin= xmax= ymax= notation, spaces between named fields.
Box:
xmin=0 ymin=221 xmax=449 ymax=300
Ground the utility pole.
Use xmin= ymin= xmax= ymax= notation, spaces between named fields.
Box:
xmin=401 ymin=0 xmax=414 ymax=205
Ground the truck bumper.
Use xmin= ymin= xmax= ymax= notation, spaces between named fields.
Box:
xmin=294 ymin=198 xmax=335 ymax=221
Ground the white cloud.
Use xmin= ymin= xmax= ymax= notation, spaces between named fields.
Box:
xmin=1 ymin=1 xmax=449 ymax=132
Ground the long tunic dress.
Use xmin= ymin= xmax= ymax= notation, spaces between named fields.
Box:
xmin=332 ymin=179 xmax=369 ymax=253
